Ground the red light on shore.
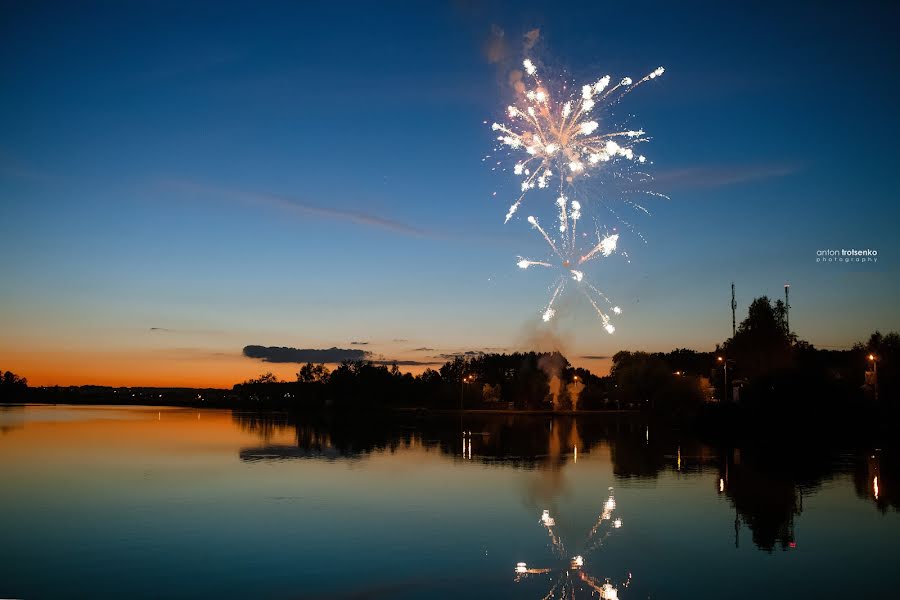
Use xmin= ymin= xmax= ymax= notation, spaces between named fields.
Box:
xmin=789 ymin=542 xmax=797 ymax=548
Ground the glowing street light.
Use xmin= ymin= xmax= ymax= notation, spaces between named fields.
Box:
xmin=460 ymin=374 xmax=475 ymax=411
xmin=868 ymin=354 xmax=879 ymax=402
xmin=717 ymin=356 xmax=728 ymax=402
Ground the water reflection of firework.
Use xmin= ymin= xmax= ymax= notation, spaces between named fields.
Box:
xmin=514 ymin=487 xmax=631 ymax=599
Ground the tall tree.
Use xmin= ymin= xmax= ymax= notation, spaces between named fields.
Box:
xmin=725 ymin=296 xmax=794 ymax=379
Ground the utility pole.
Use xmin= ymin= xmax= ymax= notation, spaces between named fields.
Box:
xmin=784 ymin=283 xmax=790 ymax=336
xmin=731 ymin=282 xmax=737 ymax=337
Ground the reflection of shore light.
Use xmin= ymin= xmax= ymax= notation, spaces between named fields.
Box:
xmin=516 ymin=562 xmax=528 ymax=574
xmin=574 ymin=445 xmax=578 ymax=463
xmin=719 ymin=478 xmax=725 ymax=493
xmin=874 ymin=476 xmax=879 ymax=500
xmin=604 ymin=497 xmax=616 ymax=512
xmin=613 ymin=518 xmax=622 ymax=529
xmin=571 ymin=555 xmax=584 ymax=569
xmin=541 ymin=509 xmax=556 ymax=527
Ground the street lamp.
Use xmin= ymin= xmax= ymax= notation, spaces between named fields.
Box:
xmin=460 ymin=374 xmax=474 ymax=411
xmin=717 ymin=356 xmax=728 ymax=402
xmin=869 ymin=354 xmax=878 ymax=402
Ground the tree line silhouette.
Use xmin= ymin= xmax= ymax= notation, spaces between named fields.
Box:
xmin=0 ymin=370 xmax=27 ymax=402
xmin=230 ymin=295 xmax=898 ymax=428
xmin=4 ymin=295 xmax=898 ymax=425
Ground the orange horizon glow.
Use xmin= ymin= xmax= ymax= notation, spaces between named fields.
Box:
xmin=0 ymin=349 xmax=614 ymax=388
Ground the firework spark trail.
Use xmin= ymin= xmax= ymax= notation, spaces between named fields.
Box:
xmin=581 ymin=289 xmax=616 ymax=335
xmin=542 ymin=277 xmax=566 ymax=323
xmin=492 ymin=60 xmax=664 ymax=222
xmin=519 ymin=201 xmax=622 ymax=332
xmin=527 ymin=215 xmax=563 ymax=260
xmin=517 ymin=258 xmax=552 ymax=269
xmin=540 ymin=509 xmax=566 ymax=557
xmin=579 ymin=233 xmax=619 ymax=265
xmin=586 ymin=282 xmax=623 ymax=316
xmin=584 ymin=490 xmax=618 ymax=547
xmin=569 ymin=199 xmax=581 ymax=254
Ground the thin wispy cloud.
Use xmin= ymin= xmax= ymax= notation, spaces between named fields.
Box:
xmin=166 ymin=180 xmax=431 ymax=237
xmin=435 ymin=350 xmax=484 ymax=359
xmin=652 ymin=163 xmax=801 ymax=190
xmin=371 ymin=359 xmax=443 ymax=366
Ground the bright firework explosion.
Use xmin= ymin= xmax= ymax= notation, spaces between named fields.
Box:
xmin=491 ymin=58 xmax=665 ymax=331
xmin=517 ymin=196 xmax=622 ymax=333
xmin=492 ymin=59 xmax=664 ymax=223
xmin=513 ymin=487 xmax=631 ymax=599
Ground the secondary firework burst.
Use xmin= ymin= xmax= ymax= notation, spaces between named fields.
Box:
xmin=513 ymin=488 xmax=631 ymax=599
xmin=491 ymin=59 xmax=664 ymax=223
xmin=517 ymin=195 xmax=623 ymax=333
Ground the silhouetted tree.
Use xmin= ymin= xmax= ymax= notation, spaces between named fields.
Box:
xmin=297 ymin=363 xmax=330 ymax=383
xmin=0 ymin=369 xmax=28 ymax=402
xmin=724 ymin=296 xmax=793 ymax=380
xmin=610 ymin=351 xmax=703 ymax=418
xmin=244 ymin=372 xmax=280 ymax=385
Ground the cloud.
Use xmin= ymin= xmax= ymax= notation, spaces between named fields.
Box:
xmin=413 ymin=347 xmax=435 ymax=352
xmin=580 ymin=355 xmax=611 ymax=360
xmin=371 ymin=359 xmax=443 ymax=366
xmin=243 ymin=345 xmax=369 ymax=364
xmin=149 ymin=326 xmax=222 ymax=336
xmin=350 ymin=341 xmax=369 ymax=345
xmin=392 ymin=338 xmax=409 ymax=343
xmin=436 ymin=350 xmax=484 ymax=359
xmin=167 ymin=180 xmax=430 ymax=237
xmin=652 ymin=163 xmax=800 ymax=190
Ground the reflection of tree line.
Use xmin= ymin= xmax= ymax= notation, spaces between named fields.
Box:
xmin=233 ymin=411 xmax=899 ymax=552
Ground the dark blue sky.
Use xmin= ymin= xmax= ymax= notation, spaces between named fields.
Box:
xmin=1 ymin=0 xmax=898 ymax=384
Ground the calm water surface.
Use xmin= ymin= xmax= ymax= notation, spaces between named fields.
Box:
xmin=1 ymin=405 xmax=898 ymax=599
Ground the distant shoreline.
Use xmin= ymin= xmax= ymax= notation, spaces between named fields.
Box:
xmin=2 ymin=401 xmax=642 ymax=416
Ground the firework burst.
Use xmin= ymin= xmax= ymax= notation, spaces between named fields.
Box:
xmin=517 ymin=195 xmax=622 ymax=333
xmin=491 ymin=59 xmax=664 ymax=223
xmin=491 ymin=55 xmax=665 ymax=330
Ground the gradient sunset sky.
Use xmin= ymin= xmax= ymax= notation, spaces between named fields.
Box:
xmin=2 ymin=0 xmax=898 ymax=387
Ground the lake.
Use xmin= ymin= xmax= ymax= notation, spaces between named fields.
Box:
xmin=1 ymin=404 xmax=898 ymax=599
